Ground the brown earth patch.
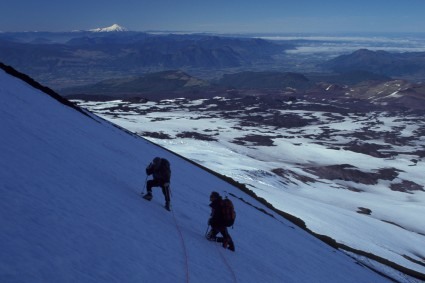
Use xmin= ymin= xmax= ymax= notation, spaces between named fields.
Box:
xmin=232 ymin=134 xmax=276 ymax=146
xmin=357 ymin=207 xmax=372 ymax=215
xmin=305 ymin=164 xmax=400 ymax=185
xmin=176 ymin=131 xmax=217 ymax=141
xmin=272 ymin=168 xmax=316 ymax=184
xmin=140 ymin=131 xmax=172 ymax=139
xmin=390 ymin=180 xmax=424 ymax=193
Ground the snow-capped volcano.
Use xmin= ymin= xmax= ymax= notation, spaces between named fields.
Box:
xmin=89 ymin=24 xmax=128 ymax=32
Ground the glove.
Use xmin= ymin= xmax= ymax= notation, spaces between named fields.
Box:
xmin=164 ymin=182 xmax=170 ymax=188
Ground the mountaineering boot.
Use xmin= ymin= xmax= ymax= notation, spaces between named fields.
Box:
xmin=206 ymin=231 xmax=217 ymax=241
xmin=222 ymin=238 xmax=228 ymax=249
xmin=165 ymin=202 xmax=171 ymax=211
xmin=143 ymin=192 xmax=153 ymax=201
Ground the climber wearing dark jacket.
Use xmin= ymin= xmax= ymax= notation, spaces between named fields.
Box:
xmin=143 ymin=157 xmax=171 ymax=211
xmin=206 ymin=191 xmax=235 ymax=251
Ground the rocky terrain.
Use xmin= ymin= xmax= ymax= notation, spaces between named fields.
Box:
xmin=63 ymin=69 xmax=425 ymax=112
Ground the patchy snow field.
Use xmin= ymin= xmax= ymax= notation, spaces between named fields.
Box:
xmin=75 ymin=96 xmax=425 ymax=278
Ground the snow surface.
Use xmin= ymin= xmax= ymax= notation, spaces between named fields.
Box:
xmin=74 ymin=97 xmax=425 ymax=282
xmin=0 ymin=68 xmax=401 ymax=282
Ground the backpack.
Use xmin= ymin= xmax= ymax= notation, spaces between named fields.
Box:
xmin=158 ymin=158 xmax=171 ymax=181
xmin=222 ymin=197 xmax=236 ymax=227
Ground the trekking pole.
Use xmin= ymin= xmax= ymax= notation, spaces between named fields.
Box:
xmin=141 ymin=161 xmax=152 ymax=195
xmin=141 ymin=175 xmax=148 ymax=195
xmin=205 ymin=224 xmax=210 ymax=239
xmin=165 ymin=184 xmax=172 ymax=210
xmin=167 ymin=183 xmax=172 ymax=199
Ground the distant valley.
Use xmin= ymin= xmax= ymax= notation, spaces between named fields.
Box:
xmin=2 ymin=30 xmax=425 ymax=92
xmin=0 ymin=30 xmax=294 ymax=89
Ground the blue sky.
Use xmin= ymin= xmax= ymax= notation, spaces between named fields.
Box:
xmin=1 ymin=0 xmax=425 ymax=34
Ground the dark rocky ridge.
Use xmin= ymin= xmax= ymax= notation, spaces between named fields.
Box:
xmin=320 ymin=49 xmax=425 ymax=80
xmin=64 ymin=69 xmax=425 ymax=112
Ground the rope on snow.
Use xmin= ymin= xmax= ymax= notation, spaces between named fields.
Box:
xmin=215 ymin=238 xmax=238 ymax=283
xmin=206 ymin=226 xmax=238 ymax=283
xmin=171 ymin=208 xmax=190 ymax=283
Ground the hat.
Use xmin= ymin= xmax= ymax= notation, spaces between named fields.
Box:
xmin=151 ymin=157 xmax=160 ymax=168
xmin=210 ymin=191 xmax=220 ymax=198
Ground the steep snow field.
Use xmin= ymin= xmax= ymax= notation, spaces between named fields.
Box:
xmin=75 ymin=97 xmax=425 ymax=280
xmin=0 ymin=67 xmax=399 ymax=282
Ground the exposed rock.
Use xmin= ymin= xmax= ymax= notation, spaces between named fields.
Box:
xmin=390 ymin=180 xmax=424 ymax=193
xmin=305 ymin=164 xmax=400 ymax=186
xmin=357 ymin=207 xmax=372 ymax=215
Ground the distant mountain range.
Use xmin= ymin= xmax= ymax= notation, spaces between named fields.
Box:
xmin=0 ymin=30 xmax=294 ymax=89
xmin=320 ymin=48 xmax=425 ymax=80
xmin=1 ymin=28 xmax=425 ymax=92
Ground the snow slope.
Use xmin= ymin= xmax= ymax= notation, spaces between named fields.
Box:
xmin=0 ymin=66 xmax=398 ymax=282
xmin=75 ymin=97 xmax=425 ymax=280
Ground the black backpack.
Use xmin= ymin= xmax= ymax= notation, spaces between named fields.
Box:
xmin=222 ymin=197 xmax=236 ymax=227
xmin=158 ymin=158 xmax=171 ymax=181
